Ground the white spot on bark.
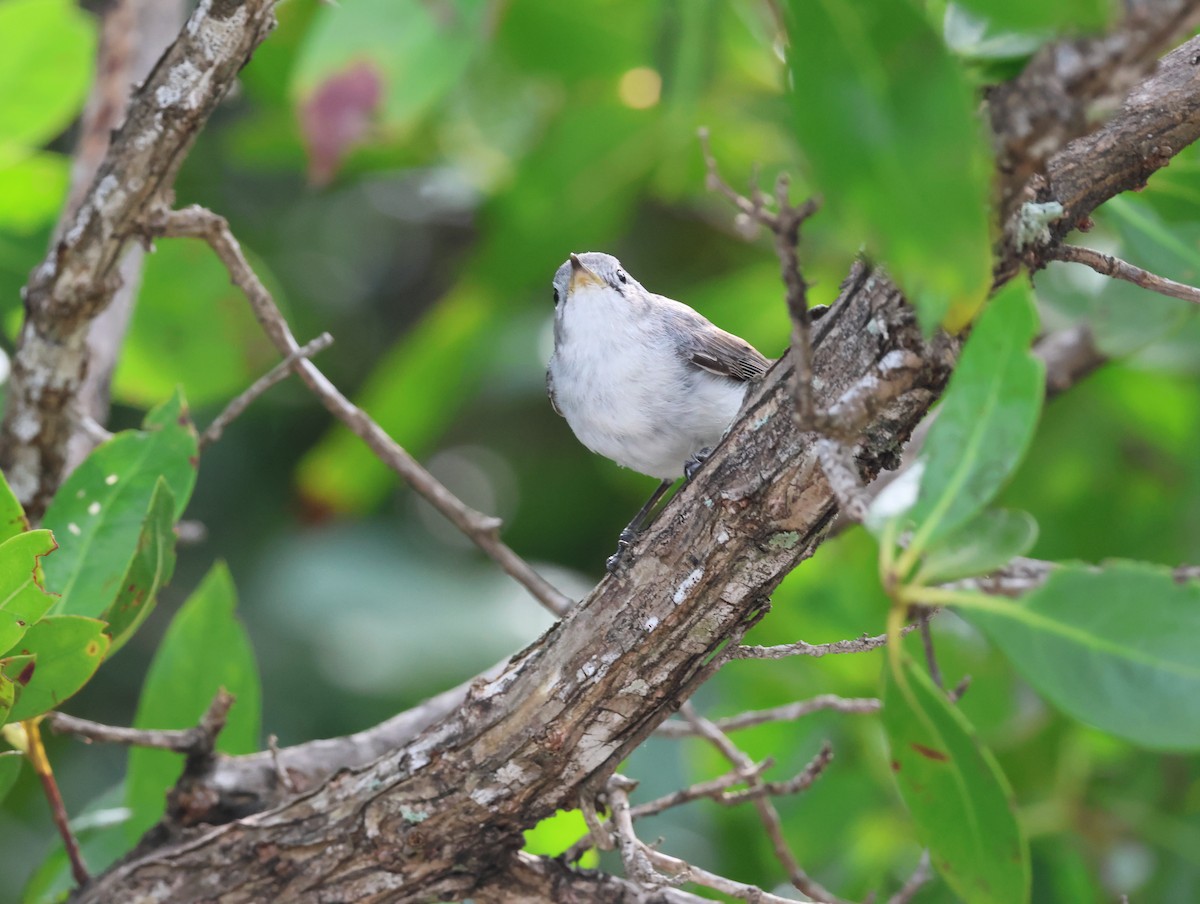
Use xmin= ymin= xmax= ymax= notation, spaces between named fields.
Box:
xmin=716 ymin=528 xmax=729 ymax=544
xmin=156 ymin=60 xmax=206 ymax=109
xmin=400 ymin=806 xmax=429 ymax=823
xmin=11 ymin=411 xmax=39 ymax=443
xmin=673 ymin=567 xmax=704 ymax=605
xmin=642 ymin=616 xmax=659 ymax=633
xmin=622 ymin=678 xmax=650 ymax=697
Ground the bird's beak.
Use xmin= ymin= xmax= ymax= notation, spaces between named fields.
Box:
xmin=569 ymin=253 xmax=605 ymax=291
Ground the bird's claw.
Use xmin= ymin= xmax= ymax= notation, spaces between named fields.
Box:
xmin=606 ymin=537 xmax=633 ymax=573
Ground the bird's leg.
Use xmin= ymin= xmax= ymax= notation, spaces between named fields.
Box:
xmin=606 ymin=478 xmax=675 ymax=573
xmin=683 ymin=446 xmax=713 ymax=482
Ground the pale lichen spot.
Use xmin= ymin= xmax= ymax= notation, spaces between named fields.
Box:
xmin=642 ymin=615 xmax=659 ymax=633
xmin=769 ymin=531 xmax=800 ymax=550
xmin=673 ymin=567 xmax=704 ymax=605
xmin=715 ymin=528 xmax=730 ymax=545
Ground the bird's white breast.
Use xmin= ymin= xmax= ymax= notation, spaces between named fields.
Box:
xmin=548 ymin=286 xmax=747 ymax=479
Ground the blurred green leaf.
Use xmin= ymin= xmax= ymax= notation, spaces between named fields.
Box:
xmin=915 ymin=509 xmax=1038 ymax=585
xmin=43 ymin=391 xmax=197 ymax=619
xmin=0 ymin=151 xmax=70 ymax=233
xmin=126 ymin=563 xmax=261 ymax=841
xmin=7 ymin=615 xmax=110 ymax=721
xmin=0 ymin=530 xmax=58 ymax=654
xmin=0 ymin=0 xmax=94 ymax=150
xmin=948 ymin=0 xmax=1113 ymax=34
xmin=99 ymin=479 xmax=177 ymax=656
xmin=784 ymin=0 xmax=993 ymax=331
xmin=523 ymin=808 xmax=598 ymax=867
xmin=114 ymin=241 xmax=277 ymax=408
xmin=894 ymin=281 xmax=1044 ymax=556
xmin=298 ymin=283 xmax=497 ymax=510
xmin=0 ymin=749 xmax=21 ymax=804
xmin=963 ymin=562 xmax=1200 ymax=750
xmin=884 ymin=655 xmax=1030 ymax=904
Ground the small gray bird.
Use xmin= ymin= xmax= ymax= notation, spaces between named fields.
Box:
xmin=546 ymin=251 xmax=771 ymax=569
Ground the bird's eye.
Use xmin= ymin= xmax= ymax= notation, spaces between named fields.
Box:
xmin=553 ymin=287 xmax=560 ymax=305
xmin=616 ymin=270 xmax=628 ymax=284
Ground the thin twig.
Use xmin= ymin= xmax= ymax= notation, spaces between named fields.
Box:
xmin=656 ymin=694 xmax=879 ymax=738
xmin=698 ymin=128 xmax=822 ymax=427
xmin=718 ymin=742 xmax=833 ymax=805
xmin=144 ymin=205 xmax=572 ymax=618
xmin=638 ymin=844 xmax=806 ymax=904
xmin=918 ymin=613 xmax=943 ymax=690
xmin=606 ymin=775 xmax=659 ymax=885
xmin=23 ymin=720 xmax=89 ymax=885
xmin=732 ymin=623 xmax=917 ymax=660
xmin=679 ymin=702 xmax=845 ymax=904
xmin=200 ymin=332 xmax=333 ymax=449
xmin=886 ymin=851 xmax=933 ymax=904
xmin=46 ymin=689 xmax=234 ymax=758
xmin=1049 ymin=243 xmax=1200 ymax=306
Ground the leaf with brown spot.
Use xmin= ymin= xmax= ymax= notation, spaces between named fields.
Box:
xmin=0 ymin=529 xmax=59 ymax=655
xmin=7 ymin=615 xmax=109 ymax=721
xmin=883 ymin=654 xmax=1029 ymax=904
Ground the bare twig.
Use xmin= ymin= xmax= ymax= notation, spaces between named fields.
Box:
xmin=637 ymin=844 xmax=805 ymax=904
xmin=606 ymin=775 xmax=660 ymax=885
xmin=718 ymin=742 xmax=833 ymax=805
xmin=886 ymin=851 xmax=932 ymax=904
xmin=144 ymin=205 xmax=572 ymax=618
xmin=698 ymin=128 xmax=822 ymax=427
xmin=22 ymin=720 xmax=89 ymax=885
xmin=918 ymin=613 xmax=943 ymax=690
xmin=1049 ymin=243 xmax=1200 ymax=306
xmin=733 ymin=624 xmax=917 ymax=660
xmin=46 ymin=689 xmax=234 ymax=760
xmin=680 ymin=702 xmax=845 ymax=904
xmin=199 ymin=332 xmax=334 ymax=449
xmin=656 ymin=694 xmax=880 ymax=738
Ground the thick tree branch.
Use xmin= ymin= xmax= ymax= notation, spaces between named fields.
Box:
xmin=0 ymin=0 xmax=280 ymax=520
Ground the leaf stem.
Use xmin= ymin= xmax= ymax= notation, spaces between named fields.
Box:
xmin=24 ymin=718 xmax=90 ymax=886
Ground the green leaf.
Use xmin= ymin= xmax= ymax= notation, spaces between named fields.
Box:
xmin=7 ymin=615 xmax=109 ymax=721
xmin=125 ymin=563 xmax=261 ymax=842
xmin=0 ymin=530 xmax=58 ymax=654
xmin=0 ymin=0 xmax=95 ymax=150
xmin=884 ymin=655 xmax=1030 ymax=904
xmin=0 ymin=150 xmax=70 ymax=233
xmin=99 ymin=479 xmax=177 ymax=655
xmin=915 ymin=509 xmax=1038 ymax=585
xmin=948 ymin=0 xmax=1112 ymax=34
xmin=962 ymin=562 xmax=1200 ymax=750
xmin=42 ymin=390 xmax=197 ymax=620
xmin=0 ymin=465 xmax=30 ymax=542
xmin=901 ymin=281 xmax=1044 ymax=553
xmin=0 ymin=749 xmax=21 ymax=804
xmin=0 ymin=670 xmax=13 ymax=725
xmin=785 ymin=0 xmax=993 ymax=331
xmin=523 ymin=809 xmax=598 ymax=867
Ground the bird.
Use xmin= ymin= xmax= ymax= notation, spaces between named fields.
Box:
xmin=546 ymin=251 xmax=771 ymax=570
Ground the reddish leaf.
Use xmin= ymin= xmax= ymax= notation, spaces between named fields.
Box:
xmin=300 ymin=61 xmax=382 ymax=186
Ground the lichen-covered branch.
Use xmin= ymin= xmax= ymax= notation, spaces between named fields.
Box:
xmin=0 ymin=0 xmax=279 ymax=519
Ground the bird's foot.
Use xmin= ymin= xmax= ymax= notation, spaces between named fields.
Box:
xmin=605 ymin=528 xmax=639 ymax=573
xmin=684 ymin=447 xmax=713 ymax=482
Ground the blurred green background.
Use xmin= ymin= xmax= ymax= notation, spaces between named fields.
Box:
xmin=1 ymin=0 xmax=1199 ymax=901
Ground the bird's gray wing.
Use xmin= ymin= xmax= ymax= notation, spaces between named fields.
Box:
xmin=546 ymin=367 xmax=563 ymax=416
xmin=681 ymin=323 xmax=771 ymax=383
